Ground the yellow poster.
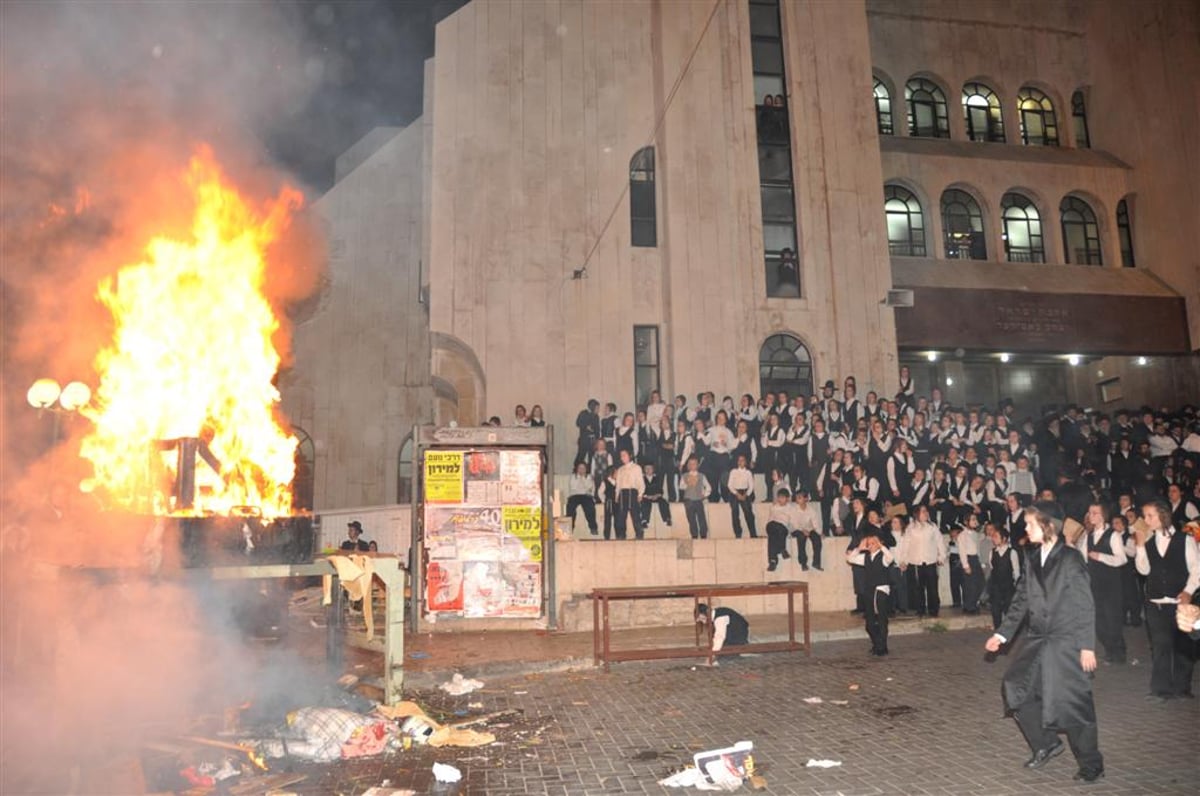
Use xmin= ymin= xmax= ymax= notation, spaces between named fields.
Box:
xmin=424 ymin=451 xmax=464 ymax=503
xmin=502 ymin=505 xmax=541 ymax=539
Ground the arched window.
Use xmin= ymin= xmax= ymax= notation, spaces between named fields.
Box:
xmin=1071 ymin=90 xmax=1091 ymax=149
xmin=962 ymin=82 xmax=1004 ymax=142
xmin=1117 ymin=198 xmax=1135 ymax=267
xmin=1060 ymin=195 xmax=1102 ymax=265
xmin=905 ymin=78 xmax=950 ymax=138
xmin=884 ymin=184 xmax=926 ymax=256
xmin=1000 ymin=192 xmax=1044 ymax=263
xmin=873 ymin=78 xmax=893 ymax=135
xmin=759 ymin=334 xmax=813 ymax=399
xmin=630 ymin=147 xmax=656 ymax=247
xmin=941 ymin=189 xmax=986 ymax=260
xmin=1017 ymin=87 xmax=1058 ymax=146
xmin=397 ymin=435 xmax=414 ymax=503
xmin=292 ymin=426 xmax=315 ymax=512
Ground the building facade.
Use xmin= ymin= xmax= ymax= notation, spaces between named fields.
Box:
xmin=283 ymin=0 xmax=1199 ymax=511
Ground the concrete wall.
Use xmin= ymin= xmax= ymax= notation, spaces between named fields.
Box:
xmin=280 ymin=124 xmax=434 ymax=510
xmin=867 ymin=0 xmax=1200 ymax=349
xmin=424 ymin=0 xmax=898 ymax=466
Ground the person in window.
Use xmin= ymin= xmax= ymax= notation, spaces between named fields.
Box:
xmin=776 ymin=248 xmax=799 ymax=296
xmin=756 ymin=93 xmax=775 ymax=133
xmin=529 ymin=404 xmax=545 ymax=427
xmin=513 ymin=404 xmax=530 ymax=427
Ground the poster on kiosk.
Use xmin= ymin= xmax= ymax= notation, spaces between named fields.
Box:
xmin=422 ymin=445 xmax=545 ymax=619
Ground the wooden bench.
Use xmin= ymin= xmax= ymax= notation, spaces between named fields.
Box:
xmin=591 ymin=581 xmax=810 ymax=671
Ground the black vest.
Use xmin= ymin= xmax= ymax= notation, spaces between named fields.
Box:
xmin=713 ymin=607 xmax=749 ymax=646
xmin=862 ymin=550 xmax=890 ymax=591
xmin=1086 ymin=527 xmax=1123 ymax=587
xmin=990 ymin=547 xmax=1017 ymax=594
xmin=1145 ymin=531 xmax=1190 ymax=600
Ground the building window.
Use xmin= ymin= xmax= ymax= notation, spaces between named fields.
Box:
xmin=633 ymin=325 xmax=660 ymax=409
xmin=630 ymin=147 xmax=656 ymax=247
xmin=759 ymin=334 xmax=813 ymax=398
xmin=1117 ymin=198 xmax=1135 ymax=267
xmin=1000 ymin=192 xmax=1044 ymax=263
xmin=941 ymin=189 xmax=986 ymax=260
xmin=884 ymin=184 xmax=926 ymax=257
xmin=905 ymin=78 xmax=950 ymax=138
xmin=1017 ymin=87 xmax=1058 ymax=146
xmin=750 ymin=0 xmax=800 ymax=298
xmin=397 ymin=435 xmax=413 ymax=503
xmin=1060 ymin=195 xmax=1102 ymax=265
xmin=962 ymin=82 xmax=1004 ymax=142
xmin=873 ymin=77 xmax=893 ymax=135
xmin=1071 ymin=90 xmax=1091 ymax=149
xmin=293 ymin=426 xmax=315 ymax=511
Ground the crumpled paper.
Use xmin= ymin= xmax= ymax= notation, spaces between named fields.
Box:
xmin=658 ymin=766 xmax=742 ymax=791
xmin=432 ymin=762 xmax=462 ymax=783
xmin=805 ymin=759 xmax=842 ymax=768
xmin=375 ymin=702 xmax=495 ymax=747
xmin=439 ymin=672 xmax=484 ymax=695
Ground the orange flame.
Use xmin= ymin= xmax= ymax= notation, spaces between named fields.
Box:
xmin=79 ymin=148 xmax=302 ymax=517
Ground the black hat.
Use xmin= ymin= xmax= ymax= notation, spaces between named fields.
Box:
xmin=823 ymin=380 xmax=836 ymax=390
xmin=696 ymin=603 xmax=710 ymax=616
xmin=348 ymin=520 xmax=362 ymax=530
xmin=587 ymin=398 xmax=599 ymax=409
xmin=1032 ymin=500 xmax=1064 ymax=525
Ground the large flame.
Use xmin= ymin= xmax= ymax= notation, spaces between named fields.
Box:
xmin=79 ymin=149 xmax=302 ymax=517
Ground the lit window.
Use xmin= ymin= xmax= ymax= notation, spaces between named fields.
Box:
xmin=633 ymin=326 xmax=660 ymax=409
xmin=874 ymin=77 xmax=893 ymax=135
xmin=884 ymin=184 xmax=926 ymax=257
xmin=962 ymin=82 xmax=1004 ymax=142
xmin=1000 ymin=192 xmax=1044 ymax=263
xmin=1017 ymin=87 xmax=1058 ymax=146
xmin=940 ymin=189 xmax=986 ymax=260
xmin=906 ymin=78 xmax=950 ymax=138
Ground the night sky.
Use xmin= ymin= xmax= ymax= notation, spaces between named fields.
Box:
xmin=265 ymin=0 xmax=467 ymax=190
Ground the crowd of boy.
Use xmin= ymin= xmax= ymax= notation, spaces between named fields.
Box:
xmin=564 ymin=373 xmax=1200 ymax=681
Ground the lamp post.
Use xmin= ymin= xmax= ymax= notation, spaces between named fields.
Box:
xmin=26 ymin=378 xmax=91 ymax=446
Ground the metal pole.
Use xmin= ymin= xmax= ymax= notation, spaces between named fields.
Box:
xmin=326 ymin=574 xmax=344 ymax=673
xmin=545 ymin=424 xmax=557 ymax=630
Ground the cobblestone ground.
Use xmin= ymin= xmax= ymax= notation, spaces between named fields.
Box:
xmin=290 ymin=627 xmax=1197 ymax=795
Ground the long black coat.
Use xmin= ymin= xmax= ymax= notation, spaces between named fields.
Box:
xmin=997 ymin=539 xmax=1097 ymax=729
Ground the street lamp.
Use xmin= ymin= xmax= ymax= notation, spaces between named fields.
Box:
xmin=26 ymin=378 xmax=91 ymax=444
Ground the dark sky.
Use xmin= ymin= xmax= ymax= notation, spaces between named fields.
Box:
xmin=265 ymin=0 xmax=467 ymax=191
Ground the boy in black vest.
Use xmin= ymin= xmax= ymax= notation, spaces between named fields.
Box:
xmin=695 ymin=603 xmax=750 ymax=666
xmin=986 ymin=524 xmax=1020 ymax=631
xmin=846 ymin=531 xmax=893 ymax=656
xmin=1133 ymin=499 xmax=1199 ymax=701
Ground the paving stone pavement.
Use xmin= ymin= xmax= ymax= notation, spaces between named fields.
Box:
xmin=292 ymin=626 xmax=1197 ymax=795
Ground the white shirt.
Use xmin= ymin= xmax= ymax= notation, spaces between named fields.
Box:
xmin=957 ymin=528 xmax=982 ymax=558
xmin=1073 ymin=525 xmax=1127 ymax=568
xmin=766 ymin=502 xmax=793 ymax=530
xmin=1134 ymin=529 xmax=1200 ymax=594
xmin=790 ymin=502 xmax=821 ymax=534
xmin=614 ymin=461 xmax=645 ymax=495
xmin=905 ymin=521 xmax=947 ymax=566
xmin=568 ymin=474 xmax=592 ymax=497
xmin=706 ymin=425 xmax=735 ymax=454
xmin=646 ymin=401 xmax=669 ymax=429
xmin=726 ymin=467 xmax=754 ymax=494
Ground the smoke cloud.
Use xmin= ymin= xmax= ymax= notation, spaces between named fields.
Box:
xmin=0 ymin=2 xmax=355 ymax=790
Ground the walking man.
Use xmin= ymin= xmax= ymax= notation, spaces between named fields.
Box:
xmin=985 ymin=501 xmax=1104 ymax=784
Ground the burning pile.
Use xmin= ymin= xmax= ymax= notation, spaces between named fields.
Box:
xmin=78 ymin=148 xmax=303 ymax=518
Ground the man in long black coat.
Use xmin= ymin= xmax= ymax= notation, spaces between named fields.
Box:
xmin=985 ymin=501 xmax=1105 ymax=784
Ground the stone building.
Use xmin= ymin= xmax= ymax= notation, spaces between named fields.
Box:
xmin=283 ymin=0 xmax=1199 ymax=512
